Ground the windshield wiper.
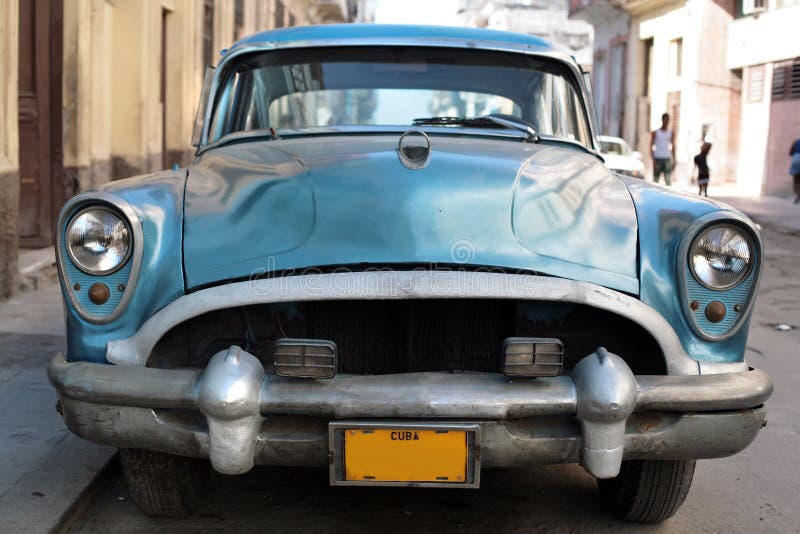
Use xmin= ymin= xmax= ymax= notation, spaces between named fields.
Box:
xmin=412 ymin=114 xmax=540 ymax=143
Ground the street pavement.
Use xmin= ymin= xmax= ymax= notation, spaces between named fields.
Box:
xmin=1 ymin=193 xmax=798 ymax=533
xmin=718 ymin=195 xmax=800 ymax=234
xmin=0 ymin=286 xmax=115 ymax=533
xmin=673 ymin=179 xmax=800 ymax=233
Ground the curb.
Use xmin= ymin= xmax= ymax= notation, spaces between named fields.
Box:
xmin=53 ymin=454 xmax=120 ymax=534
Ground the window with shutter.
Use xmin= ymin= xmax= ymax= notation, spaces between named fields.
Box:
xmin=772 ymin=63 xmax=787 ymax=99
xmin=772 ymin=58 xmax=800 ymax=100
xmin=791 ymin=59 xmax=800 ymax=98
xmin=748 ymin=65 xmax=764 ymax=102
xmin=742 ymin=0 xmax=767 ymax=15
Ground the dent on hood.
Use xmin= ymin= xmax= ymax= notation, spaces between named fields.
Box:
xmin=186 ymin=143 xmax=316 ymax=263
xmin=512 ymin=146 xmax=638 ymax=278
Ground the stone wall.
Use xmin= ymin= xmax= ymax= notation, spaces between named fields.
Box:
xmin=0 ymin=1 xmax=19 ymax=299
xmin=0 ymin=172 xmax=19 ymax=300
xmin=61 ymin=0 xmax=325 ymax=188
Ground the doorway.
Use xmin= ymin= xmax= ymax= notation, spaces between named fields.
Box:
xmin=17 ymin=0 xmax=64 ymax=247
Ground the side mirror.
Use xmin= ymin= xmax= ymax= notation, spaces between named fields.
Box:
xmin=632 ymin=151 xmax=643 ymax=161
xmin=191 ymin=66 xmax=215 ymax=148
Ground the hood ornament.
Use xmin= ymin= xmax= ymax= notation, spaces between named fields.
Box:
xmin=397 ymin=129 xmax=431 ymax=170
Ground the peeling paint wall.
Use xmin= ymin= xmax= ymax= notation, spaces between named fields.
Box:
xmin=2 ymin=0 xmax=346 ymax=301
xmin=62 ymin=0 xmax=328 ymax=188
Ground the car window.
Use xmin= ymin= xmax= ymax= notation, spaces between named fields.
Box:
xmin=208 ymin=46 xmax=592 ymax=147
xmin=600 ymin=140 xmax=630 ymax=156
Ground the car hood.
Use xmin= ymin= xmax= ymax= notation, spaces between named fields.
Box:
xmin=183 ymin=134 xmax=639 ymax=293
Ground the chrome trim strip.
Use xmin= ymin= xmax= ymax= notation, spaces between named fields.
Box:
xmin=698 ymin=360 xmax=750 ymax=374
xmin=676 ymin=211 xmax=764 ymax=342
xmin=56 ymin=192 xmax=144 ymax=324
xmin=199 ymin=40 xmax=600 ymax=152
xmin=105 ymin=271 xmax=699 ymax=374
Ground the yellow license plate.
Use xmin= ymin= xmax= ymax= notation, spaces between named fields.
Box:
xmin=344 ymin=428 xmax=467 ymax=483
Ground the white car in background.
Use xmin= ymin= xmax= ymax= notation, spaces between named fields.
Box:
xmin=600 ymin=135 xmax=645 ymax=179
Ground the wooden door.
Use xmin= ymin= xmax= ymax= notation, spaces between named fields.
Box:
xmin=17 ymin=0 xmax=63 ymax=247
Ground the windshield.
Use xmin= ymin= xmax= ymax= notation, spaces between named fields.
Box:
xmin=600 ymin=139 xmax=631 ymax=156
xmin=208 ymin=46 xmax=592 ymax=147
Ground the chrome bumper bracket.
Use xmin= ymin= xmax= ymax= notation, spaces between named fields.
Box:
xmin=196 ymin=346 xmax=265 ymax=474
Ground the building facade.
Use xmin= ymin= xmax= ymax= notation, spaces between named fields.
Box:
xmin=572 ymin=0 xmax=741 ymax=186
xmin=458 ymin=0 xmax=594 ymax=68
xmin=569 ymin=0 xmax=629 ymax=137
xmin=728 ymin=0 xmax=800 ymax=196
xmin=0 ymin=0 xmax=351 ymax=299
xmin=572 ymin=0 xmax=800 ymax=195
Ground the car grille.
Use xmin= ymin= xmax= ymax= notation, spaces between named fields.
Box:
xmin=150 ymin=299 xmax=666 ymax=375
xmin=303 ymin=299 xmax=515 ymax=374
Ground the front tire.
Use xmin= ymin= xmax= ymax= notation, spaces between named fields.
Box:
xmin=120 ymin=448 xmax=210 ymax=517
xmin=597 ymin=459 xmax=696 ymax=522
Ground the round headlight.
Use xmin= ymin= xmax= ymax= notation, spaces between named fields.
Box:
xmin=690 ymin=225 xmax=753 ymax=290
xmin=66 ymin=207 xmax=131 ymax=275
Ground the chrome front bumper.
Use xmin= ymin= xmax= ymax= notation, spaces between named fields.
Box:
xmin=49 ymin=347 xmax=772 ymax=480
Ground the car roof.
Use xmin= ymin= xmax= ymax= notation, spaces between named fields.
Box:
xmin=225 ymin=23 xmax=558 ymax=57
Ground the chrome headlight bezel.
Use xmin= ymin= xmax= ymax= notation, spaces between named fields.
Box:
xmin=688 ymin=223 xmax=755 ymax=291
xmin=65 ymin=206 xmax=133 ymax=276
xmin=56 ymin=193 xmax=143 ymax=325
xmin=676 ymin=213 xmax=763 ymax=343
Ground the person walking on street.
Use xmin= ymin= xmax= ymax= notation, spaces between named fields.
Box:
xmin=790 ymin=134 xmax=800 ymax=204
xmin=651 ymin=113 xmax=675 ymax=186
xmin=694 ymin=142 xmax=712 ymax=197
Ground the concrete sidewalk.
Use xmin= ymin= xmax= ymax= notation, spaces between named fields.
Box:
xmin=0 ymin=285 xmax=114 ymax=533
xmin=715 ymin=195 xmax=800 ymax=234
xmin=669 ymin=180 xmax=800 ymax=233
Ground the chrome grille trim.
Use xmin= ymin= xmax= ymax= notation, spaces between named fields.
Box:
xmin=106 ymin=271 xmax=701 ymax=375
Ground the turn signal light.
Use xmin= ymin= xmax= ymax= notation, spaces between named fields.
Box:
xmin=274 ymin=338 xmax=337 ymax=379
xmin=502 ymin=337 xmax=564 ymax=377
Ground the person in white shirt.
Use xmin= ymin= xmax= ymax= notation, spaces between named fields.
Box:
xmin=650 ymin=113 xmax=675 ymax=186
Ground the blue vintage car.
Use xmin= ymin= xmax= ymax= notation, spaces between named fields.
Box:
xmin=48 ymin=24 xmax=772 ymax=521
